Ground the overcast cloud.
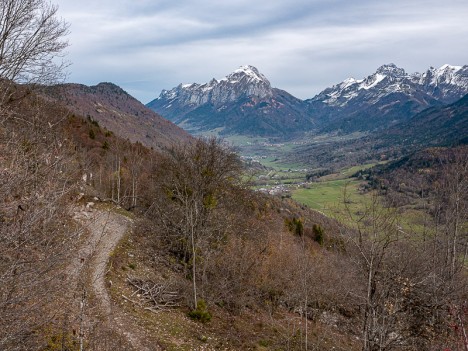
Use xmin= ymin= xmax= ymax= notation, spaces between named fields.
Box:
xmin=56 ymin=0 xmax=468 ymax=103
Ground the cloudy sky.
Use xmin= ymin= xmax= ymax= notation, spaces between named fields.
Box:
xmin=56 ymin=0 xmax=468 ymax=104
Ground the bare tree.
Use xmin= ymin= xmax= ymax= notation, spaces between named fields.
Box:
xmin=433 ymin=147 xmax=468 ymax=277
xmin=0 ymin=92 xmax=82 ymax=350
xmin=148 ymin=137 xmax=243 ymax=309
xmin=0 ymin=0 xmax=69 ymax=85
xmin=341 ymin=149 xmax=468 ymax=351
xmin=341 ymin=188 xmax=406 ymax=351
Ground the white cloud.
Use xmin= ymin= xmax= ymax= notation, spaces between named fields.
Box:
xmin=56 ymin=0 xmax=468 ymax=103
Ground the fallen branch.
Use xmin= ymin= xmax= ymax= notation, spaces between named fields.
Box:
xmin=122 ymin=294 xmax=142 ymax=306
xmin=126 ymin=277 xmax=180 ymax=311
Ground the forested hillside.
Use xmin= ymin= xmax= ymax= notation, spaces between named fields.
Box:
xmin=42 ymin=83 xmax=192 ymax=151
xmin=1 ymin=81 xmax=467 ymax=350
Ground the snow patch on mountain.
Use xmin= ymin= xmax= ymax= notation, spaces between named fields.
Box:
xmin=360 ymin=73 xmax=386 ymax=90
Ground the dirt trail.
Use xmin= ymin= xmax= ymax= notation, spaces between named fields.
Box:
xmin=73 ymin=206 xmax=155 ymax=351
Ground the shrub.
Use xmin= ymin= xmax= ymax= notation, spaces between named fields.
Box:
xmin=285 ymin=217 xmax=304 ymax=236
xmin=188 ymin=300 xmax=212 ymax=323
xmin=313 ymin=224 xmax=324 ymax=246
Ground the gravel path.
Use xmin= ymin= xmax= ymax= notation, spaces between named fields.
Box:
xmin=73 ymin=206 xmax=156 ymax=351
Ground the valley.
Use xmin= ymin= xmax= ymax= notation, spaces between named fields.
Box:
xmin=220 ymin=132 xmax=373 ymax=208
xmin=221 ymin=132 xmax=449 ymax=239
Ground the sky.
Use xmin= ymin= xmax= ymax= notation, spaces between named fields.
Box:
xmin=56 ymin=0 xmax=468 ymax=104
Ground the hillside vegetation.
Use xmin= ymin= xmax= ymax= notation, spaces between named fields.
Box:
xmin=42 ymin=83 xmax=192 ymax=152
xmin=1 ymin=81 xmax=467 ymax=350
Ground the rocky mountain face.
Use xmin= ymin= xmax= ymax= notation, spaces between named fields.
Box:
xmin=415 ymin=64 xmax=468 ymax=102
xmin=147 ymin=65 xmax=311 ymax=137
xmin=43 ymin=82 xmax=191 ymax=150
xmin=308 ymin=63 xmax=468 ymax=132
xmin=156 ymin=65 xmax=273 ymax=109
xmin=312 ymin=64 xmax=468 ymax=108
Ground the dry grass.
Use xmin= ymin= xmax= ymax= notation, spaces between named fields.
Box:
xmin=106 ymin=223 xmax=361 ymax=351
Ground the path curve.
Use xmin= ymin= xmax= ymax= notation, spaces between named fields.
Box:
xmin=75 ymin=207 xmax=155 ymax=351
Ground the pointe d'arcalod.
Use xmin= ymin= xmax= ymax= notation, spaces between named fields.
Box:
xmin=147 ymin=65 xmax=311 ymax=137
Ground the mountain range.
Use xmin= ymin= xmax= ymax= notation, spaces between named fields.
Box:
xmin=35 ymin=63 xmax=467 ymax=169
xmin=147 ymin=63 xmax=468 ymax=137
xmin=309 ymin=63 xmax=468 ymax=132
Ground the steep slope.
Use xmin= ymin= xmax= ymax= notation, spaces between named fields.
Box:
xmin=378 ymin=93 xmax=468 ymax=148
xmin=307 ymin=63 xmax=468 ymax=132
xmin=43 ymin=83 xmax=191 ymax=151
xmin=0 ymin=82 xmax=165 ymax=350
xmin=147 ymin=65 xmax=311 ymax=137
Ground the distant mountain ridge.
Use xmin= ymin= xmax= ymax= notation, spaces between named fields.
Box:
xmin=148 ymin=63 xmax=468 ymax=137
xmin=157 ymin=65 xmax=273 ymax=108
xmin=284 ymin=93 xmax=468 ymax=171
xmin=416 ymin=64 xmax=468 ymax=102
xmin=312 ymin=64 xmax=468 ymax=107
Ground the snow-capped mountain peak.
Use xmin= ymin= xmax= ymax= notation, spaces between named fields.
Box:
xmin=430 ymin=64 xmax=463 ymax=84
xmin=147 ymin=65 xmax=311 ymax=137
xmin=227 ymin=65 xmax=269 ymax=83
xmin=313 ymin=63 xmax=468 ymax=107
xmin=414 ymin=64 xmax=468 ymax=100
xmin=152 ymin=65 xmax=273 ymax=108
xmin=438 ymin=63 xmax=462 ymax=72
